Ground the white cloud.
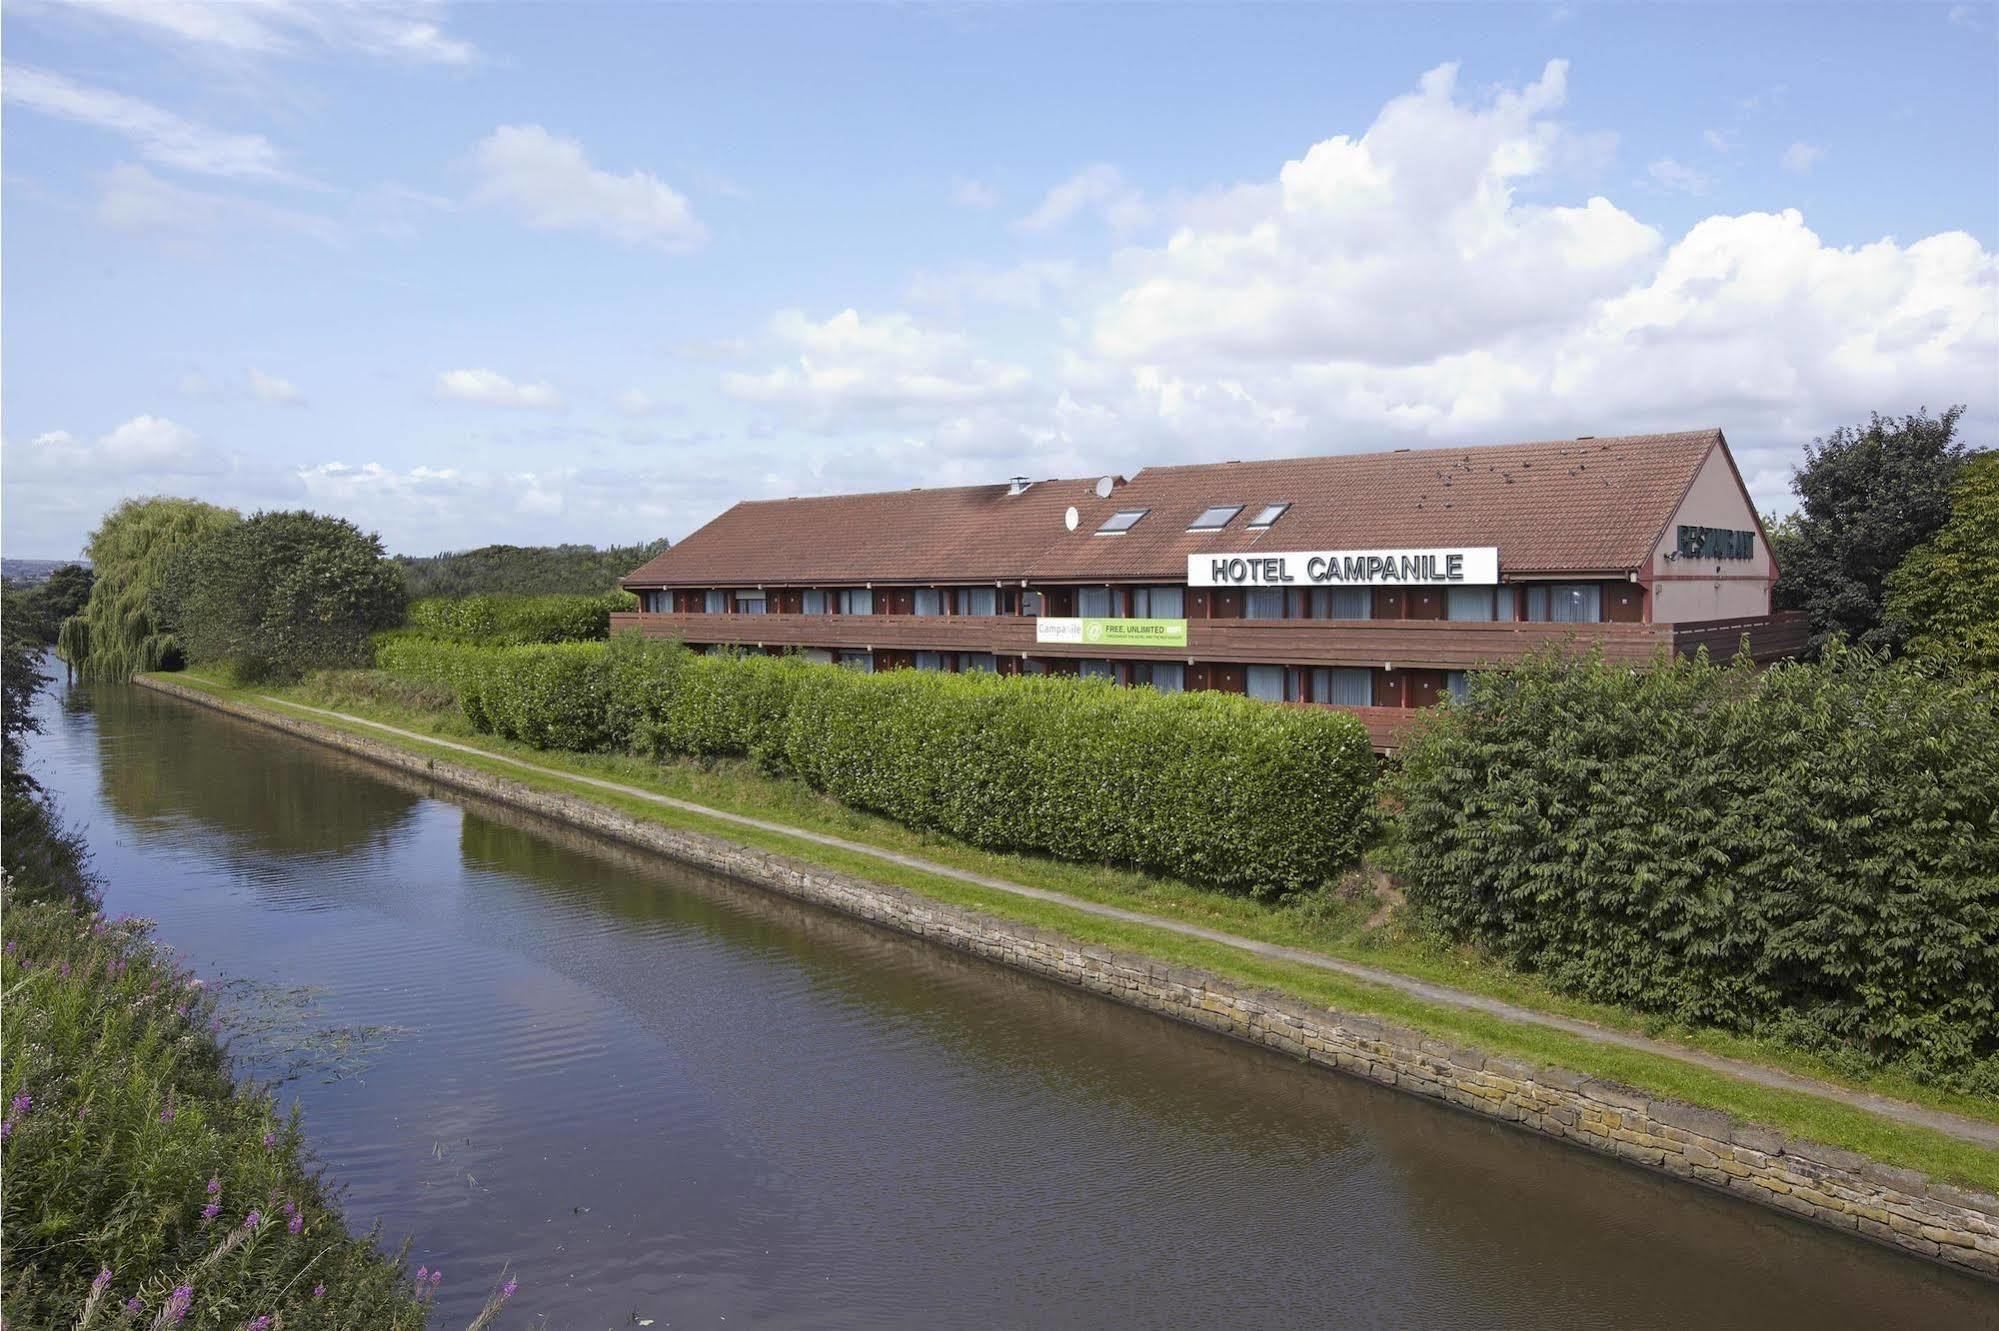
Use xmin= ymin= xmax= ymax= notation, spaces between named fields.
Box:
xmin=1781 ymin=141 xmax=1827 ymax=173
xmin=1018 ymin=164 xmax=1151 ymax=233
xmin=94 ymin=164 xmax=340 ymax=243
xmin=7 ymin=414 xmax=214 ymax=482
xmin=468 ymin=125 xmax=707 ymax=251
xmin=906 ymin=259 xmax=1080 ymax=311
xmin=435 ymin=368 xmax=565 ymax=410
xmin=1702 ymin=129 xmax=1741 ymax=154
xmin=951 ymin=176 xmax=999 ymax=209
xmin=1648 ymin=157 xmax=1712 ymax=195
xmin=248 ymin=369 xmax=305 ymax=405
xmin=1948 ymin=5 xmax=1979 ymax=28
xmin=722 ymin=309 xmax=1033 ymax=424
xmin=616 ymin=388 xmax=659 ymax=417
xmin=2 ymin=65 xmax=297 ymax=181
xmin=40 ymin=0 xmax=476 ymax=65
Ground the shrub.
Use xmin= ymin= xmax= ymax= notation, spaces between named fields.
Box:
xmin=405 ymin=591 xmax=635 ymax=645
xmin=1392 ymin=643 xmax=1999 ymax=1079
xmin=381 ymin=636 xmax=1378 ymax=897
xmin=0 ymin=895 xmax=429 ymax=1329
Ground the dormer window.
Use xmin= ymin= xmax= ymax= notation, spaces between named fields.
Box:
xmin=1188 ymin=504 xmax=1243 ymax=532
xmin=1246 ymin=503 xmax=1290 ymax=529
xmin=1097 ymin=508 xmax=1149 ymax=534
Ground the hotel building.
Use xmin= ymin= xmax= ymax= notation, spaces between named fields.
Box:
xmin=617 ymin=430 xmax=1805 ymax=749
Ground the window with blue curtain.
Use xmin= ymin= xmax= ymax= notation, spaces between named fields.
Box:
xmin=1312 ymin=667 xmax=1373 ymax=706
xmin=959 ymin=587 xmax=997 ymax=616
xmin=1079 ymin=658 xmax=1115 ymax=680
xmin=1077 ymin=586 xmax=1114 ymax=618
xmin=1446 ymin=587 xmax=1494 ymax=621
xmin=704 ymin=590 xmax=728 ymax=614
xmin=801 ymin=589 xmax=828 ymax=615
xmin=1247 ymin=665 xmax=1286 ymax=700
xmin=1244 ymin=589 xmax=1285 ymax=620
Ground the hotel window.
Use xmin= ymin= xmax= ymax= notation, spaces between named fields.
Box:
xmin=1246 ymin=503 xmax=1290 ymax=529
xmin=704 ymin=590 xmax=728 ymax=614
xmin=1526 ymin=583 xmax=1602 ymax=623
xmin=961 ymin=653 xmax=998 ymax=673
xmin=913 ymin=588 xmax=945 ymax=616
xmin=1079 ymin=659 xmax=1115 ymax=681
xmin=1097 ymin=508 xmax=1149 ymax=534
xmin=1446 ymin=670 xmax=1471 ymax=703
xmin=1445 ymin=587 xmax=1495 ymax=622
xmin=1188 ymin=504 xmax=1243 ymax=532
xmin=1311 ymin=668 xmax=1374 ymax=707
xmin=836 ymin=588 xmax=874 ymax=615
xmin=736 ymin=593 xmax=767 ymax=615
xmin=915 ymin=651 xmax=945 ymax=672
xmin=1244 ymin=588 xmax=1286 ymax=620
xmin=1130 ymin=585 xmax=1184 ymax=619
xmin=1078 ymin=586 xmax=1116 ymax=618
xmin=1021 ymin=590 xmax=1044 ymax=617
xmin=1022 ymin=657 xmax=1048 ymax=675
xmin=1494 ymin=587 xmax=1517 ymax=622
xmin=801 ymin=589 xmax=828 ymax=615
xmin=837 ymin=650 xmax=874 ymax=673
xmin=1131 ymin=662 xmax=1185 ymax=693
xmin=1309 ymin=587 xmax=1372 ymax=619
xmin=1246 ymin=665 xmax=1290 ymax=702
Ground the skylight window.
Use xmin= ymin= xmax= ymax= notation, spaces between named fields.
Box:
xmin=1247 ymin=503 xmax=1290 ymax=529
xmin=1097 ymin=508 xmax=1149 ymax=534
xmin=1188 ymin=504 xmax=1243 ymax=532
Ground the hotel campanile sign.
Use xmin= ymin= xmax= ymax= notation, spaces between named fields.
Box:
xmin=1188 ymin=546 xmax=1500 ymax=588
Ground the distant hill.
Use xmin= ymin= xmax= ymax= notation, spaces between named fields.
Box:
xmin=2 ymin=558 xmax=88 ymax=586
xmin=394 ymin=539 xmax=669 ymax=600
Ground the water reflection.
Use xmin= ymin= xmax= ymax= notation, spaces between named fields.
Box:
xmin=36 ymin=679 xmax=1999 ymax=1330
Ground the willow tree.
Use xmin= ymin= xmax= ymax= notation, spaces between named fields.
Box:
xmin=60 ymin=497 xmax=240 ymax=680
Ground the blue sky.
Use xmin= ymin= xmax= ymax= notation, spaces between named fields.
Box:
xmin=5 ymin=1 xmax=1996 ymax=557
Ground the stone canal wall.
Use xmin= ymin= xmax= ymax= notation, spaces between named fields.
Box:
xmin=139 ymin=675 xmax=1999 ymax=1279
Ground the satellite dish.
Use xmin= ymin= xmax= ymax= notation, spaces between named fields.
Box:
xmin=1064 ymin=506 xmax=1080 ymax=532
xmin=1095 ymin=475 xmax=1115 ymax=499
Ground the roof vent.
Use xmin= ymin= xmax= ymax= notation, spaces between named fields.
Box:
xmin=1577 ymin=435 xmax=1595 ymax=441
xmin=1007 ymin=476 xmax=1033 ymax=496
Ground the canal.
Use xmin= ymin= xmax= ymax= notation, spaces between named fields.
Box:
xmin=25 ymin=678 xmax=1998 ymax=1329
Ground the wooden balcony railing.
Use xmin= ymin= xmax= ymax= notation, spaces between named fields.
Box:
xmin=608 ymin=610 xmax=1742 ymax=669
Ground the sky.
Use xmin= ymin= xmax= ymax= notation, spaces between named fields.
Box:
xmin=4 ymin=1 xmax=1996 ymax=559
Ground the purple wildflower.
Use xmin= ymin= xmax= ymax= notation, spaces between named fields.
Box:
xmin=247 ymin=1317 xmax=271 ymax=1330
xmin=9 ymin=1095 xmax=29 ymax=1118
xmin=280 ymin=1200 xmax=294 ymax=1215
xmin=159 ymin=1104 xmax=175 ymax=1124
xmin=165 ymin=1285 xmax=192 ymax=1324
xmin=58 ymin=962 xmax=70 ymax=978
xmin=93 ymin=1267 xmax=113 ymax=1291
xmin=416 ymin=1266 xmax=427 ymax=1283
xmin=262 ymin=1131 xmax=278 ymax=1149
xmin=430 ymin=1270 xmax=442 ymax=1287
xmin=1 ymin=1121 xmax=12 ymax=1143
xmin=243 ymin=1210 xmax=262 ymax=1230
xmin=502 ymin=1278 xmax=517 ymax=1301
xmin=201 ymin=1203 xmax=220 ymax=1224
xmin=287 ymin=1213 xmax=302 ymax=1235
xmin=207 ymin=1177 xmax=221 ymax=1195
xmin=124 ymin=1298 xmax=143 ymax=1315
xmin=311 ymin=1285 xmax=325 ymax=1300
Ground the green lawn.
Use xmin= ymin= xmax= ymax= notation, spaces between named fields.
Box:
xmin=155 ymin=666 xmax=1999 ymax=1192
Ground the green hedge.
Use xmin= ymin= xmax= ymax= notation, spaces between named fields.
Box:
xmin=377 ymin=634 xmax=1378 ymax=898
xmin=1391 ymin=644 xmax=1999 ymax=1085
xmin=404 ymin=590 xmax=636 ymax=645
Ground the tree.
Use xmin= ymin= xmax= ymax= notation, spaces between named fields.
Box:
xmin=394 ymin=538 xmax=669 ymax=598
xmin=2 ymin=563 xmax=94 ymax=645
xmin=1884 ymin=451 xmax=1999 ymax=678
xmin=62 ymin=498 xmax=241 ymax=679
xmin=163 ymin=510 xmax=407 ymax=681
xmin=1771 ymin=406 xmax=1971 ymax=655
xmin=2 ymin=589 xmax=95 ymax=906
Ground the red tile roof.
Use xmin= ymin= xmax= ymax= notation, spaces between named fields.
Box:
xmin=623 ymin=430 xmax=1724 ymax=588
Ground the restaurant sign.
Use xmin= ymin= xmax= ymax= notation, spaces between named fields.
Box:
xmin=1035 ymin=617 xmax=1189 ymax=649
xmin=1188 ymin=547 xmax=1499 ymax=588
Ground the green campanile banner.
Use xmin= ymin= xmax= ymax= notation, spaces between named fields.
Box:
xmin=1034 ymin=617 xmax=1189 ymax=648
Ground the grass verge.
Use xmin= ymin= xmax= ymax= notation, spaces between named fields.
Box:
xmin=155 ymin=667 xmax=1999 ymax=1192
